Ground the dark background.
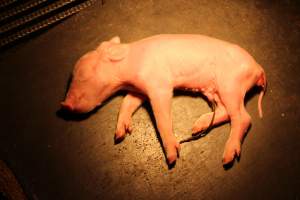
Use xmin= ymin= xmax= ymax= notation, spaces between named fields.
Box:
xmin=0 ymin=0 xmax=299 ymax=199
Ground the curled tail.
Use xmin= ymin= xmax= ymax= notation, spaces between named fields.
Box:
xmin=256 ymin=69 xmax=267 ymax=118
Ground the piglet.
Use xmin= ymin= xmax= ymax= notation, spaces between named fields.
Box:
xmin=61 ymin=34 xmax=266 ymax=166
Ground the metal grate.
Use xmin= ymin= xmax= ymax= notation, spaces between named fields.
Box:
xmin=0 ymin=0 xmax=101 ymax=48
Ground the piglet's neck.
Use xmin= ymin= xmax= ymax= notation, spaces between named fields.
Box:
xmin=114 ymin=53 xmax=135 ymax=87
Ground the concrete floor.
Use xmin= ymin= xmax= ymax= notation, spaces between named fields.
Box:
xmin=0 ymin=0 xmax=300 ymax=199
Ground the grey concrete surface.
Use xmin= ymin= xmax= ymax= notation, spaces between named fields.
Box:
xmin=0 ymin=0 xmax=299 ymax=199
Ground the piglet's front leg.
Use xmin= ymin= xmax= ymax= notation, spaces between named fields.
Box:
xmin=148 ymin=88 xmax=180 ymax=166
xmin=115 ymin=93 xmax=145 ymax=143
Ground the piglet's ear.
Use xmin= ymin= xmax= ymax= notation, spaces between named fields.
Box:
xmin=110 ymin=36 xmax=120 ymax=44
xmin=96 ymin=36 xmax=120 ymax=52
xmin=106 ymin=44 xmax=128 ymax=61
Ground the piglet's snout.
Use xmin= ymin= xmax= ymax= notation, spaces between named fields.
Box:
xmin=61 ymin=92 xmax=78 ymax=111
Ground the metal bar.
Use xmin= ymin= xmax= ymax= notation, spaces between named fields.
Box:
xmin=0 ymin=0 xmax=48 ymax=22
xmin=0 ymin=0 xmax=79 ymax=34
xmin=0 ymin=0 xmax=18 ymax=9
xmin=0 ymin=0 xmax=97 ymax=48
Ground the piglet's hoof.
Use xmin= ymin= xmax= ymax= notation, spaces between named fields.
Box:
xmin=222 ymin=139 xmax=241 ymax=165
xmin=114 ymin=121 xmax=132 ymax=144
xmin=165 ymin=141 xmax=181 ymax=166
xmin=114 ymin=131 xmax=125 ymax=144
xmin=114 ymin=134 xmax=125 ymax=144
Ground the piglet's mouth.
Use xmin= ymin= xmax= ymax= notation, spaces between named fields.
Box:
xmin=60 ymin=101 xmax=97 ymax=114
xmin=61 ymin=101 xmax=74 ymax=111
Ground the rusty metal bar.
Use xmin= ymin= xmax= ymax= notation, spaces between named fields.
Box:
xmin=0 ymin=0 xmax=19 ymax=9
xmin=0 ymin=0 xmax=98 ymax=48
xmin=0 ymin=0 xmax=80 ymax=34
xmin=0 ymin=0 xmax=48 ymax=22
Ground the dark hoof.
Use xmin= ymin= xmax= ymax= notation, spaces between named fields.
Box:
xmin=223 ymin=160 xmax=234 ymax=170
xmin=168 ymin=160 xmax=177 ymax=169
xmin=114 ymin=135 xmax=125 ymax=144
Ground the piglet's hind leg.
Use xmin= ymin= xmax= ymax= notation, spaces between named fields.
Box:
xmin=192 ymin=95 xmax=229 ymax=134
xmin=220 ymin=89 xmax=251 ymax=165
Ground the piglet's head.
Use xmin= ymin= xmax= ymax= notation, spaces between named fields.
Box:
xmin=61 ymin=36 xmax=128 ymax=113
